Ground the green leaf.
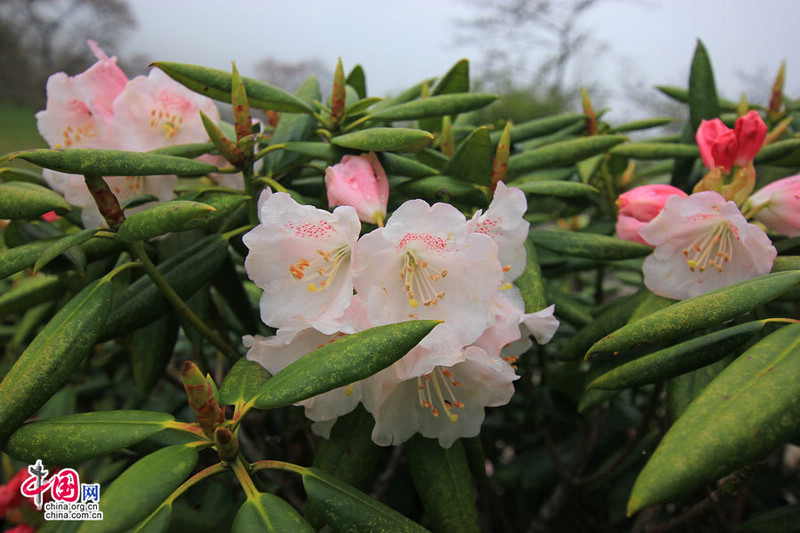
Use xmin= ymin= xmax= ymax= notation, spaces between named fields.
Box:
xmin=252 ymin=320 xmax=440 ymax=409
xmin=218 ymin=358 xmax=271 ymax=408
xmin=210 ymin=255 xmax=260 ymax=334
xmin=116 ymin=201 xmax=217 ymax=242
xmin=754 ymin=138 xmax=800 ymax=165
xmin=12 ymin=149 xmax=219 ymax=177
xmin=281 ymin=141 xmax=343 ymax=161
xmin=0 ymin=181 xmax=71 ymax=219
xmin=264 ymin=76 xmax=321 ymax=175
xmin=666 ymin=357 xmax=730 ymax=423
xmin=608 ymin=142 xmax=700 ymax=159
xmin=507 ymin=168 xmax=574 ymax=185
xmin=655 ymin=85 xmax=738 ymax=112
xmin=0 ymin=277 xmax=111 ymax=441
xmin=153 ymin=62 xmax=314 ymax=113
xmin=5 ymin=411 xmax=174 ymax=465
xmin=515 ymin=240 xmax=548 ymax=313
xmin=78 ymin=444 xmax=199 ymax=533
xmin=737 ymin=503 xmax=800 ymax=533
xmin=0 ymin=238 xmax=58 ymax=279
xmin=530 ymin=230 xmax=652 ymax=260
xmin=302 ymin=467 xmax=429 ymax=532
xmin=588 ymin=320 xmax=777 ymax=390
xmin=150 ymin=142 xmax=215 ymax=159
xmin=346 ymin=65 xmax=367 ymax=99
xmin=507 ymin=135 xmax=627 ymax=177
xmin=627 ymin=322 xmax=800 ymax=514
xmin=0 ymin=166 xmax=48 ymax=187
xmin=514 ymin=180 xmax=598 ymax=197
xmin=331 ymin=128 xmax=434 ymax=152
xmin=0 ymin=274 xmax=64 ymax=316
xmin=193 ymin=192 xmax=250 ymax=226
xmin=406 ymin=437 xmax=480 ymax=533
xmin=132 ymin=313 xmax=180 ymax=396
xmin=102 ymin=234 xmax=229 ymax=339
xmin=232 ymin=493 xmax=312 ymax=533
xmin=587 ymin=271 xmax=800 ymax=356
xmin=688 ymin=40 xmax=720 ymax=131
xmin=378 ymin=153 xmax=439 ymax=178
xmin=368 ymin=93 xmax=497 ymax=122
xmin=489 ymin=114 xmax=585 ymax=145
xmin=397 ymin=176 xmax=487 ymax=207
xmin=33 ymin=229 xmax=99 ymax=274
xmin=441 ymin=127 xmax=492 ymax=185
xmin=419 ymin=59 xmax=470 ymax=132
xmin=610 ymin=118 xmax=676 ymax=133
xmin=132 ymin=503 xmax=172 ymax=533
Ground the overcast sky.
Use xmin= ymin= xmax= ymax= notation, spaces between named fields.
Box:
xmin=121 ymin=0 xmax=800 ymax=120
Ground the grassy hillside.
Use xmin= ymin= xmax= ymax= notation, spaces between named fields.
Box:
xmin=0 ymin=102 xmax=46 ymax=156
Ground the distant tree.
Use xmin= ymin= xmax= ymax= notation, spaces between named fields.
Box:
xmin=254 ymin=57 xmax=332 ymax=95
xmin=457 ymin=0 xmax=607 ymax=99
xmin=0 ymin=0 xmax=136 ymax=106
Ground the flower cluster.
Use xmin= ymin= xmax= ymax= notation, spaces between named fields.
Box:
xmin=243 ymin=180 xmax=558 ymax=447
xmin=0 ymin=469 xmax=38 ymax=533
xmin=35 ymin=41 xmax=233 ymax=228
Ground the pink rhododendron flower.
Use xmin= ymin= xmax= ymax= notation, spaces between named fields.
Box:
xmin=362 ymin=346 xmax=519 ymax=448
xmin=353 ymin=199 xmax=503 ymax=359
xmin=243 ymin=190 xmax=360 ymax=333
xmin=639 ymin=191 xmax=776 ymax=300
xmin=615 ymin=184 xmax=688 ymax=245
xmin=746 ymin=174 xmax=800 ymax=236
xmin=36 ymin=40 xmax=128 ymax=150
xmin=467 ymin=182 xmax=530 ymax=281
xmin=325 ymin=152 xmax=389 ymax=225
xmin=109 ymin=68 xmax=220 ymax=152
xmin=696 ymin=111 xmax=767 ymax=172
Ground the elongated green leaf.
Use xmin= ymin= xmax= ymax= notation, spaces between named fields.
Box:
xmin=442 ymin=127 xmax=492 ymax=185
xmin=407 ymin=437 xmax=479 ymax=533
xmin=397 ymin=176 xmax=487 ymax=207
xmin=132 ymin=503 xmax=172 ymax=533
xmin=116 ymin=201 xmax=217 ymax=242
xmin=312 ymin=406 xmax=380 ymax=488
xmin=737 ymin=503 xmax=800 ymax=532
xmin=12 ymin=149 xmax=219 ymax=176
xmin=754 ymin=138 xmax=800 ymax=165
xmin=368 ymin=93 xmax=497 ymax=122
xmin=589 ymin=320 xmax=779 ymax=390
xmin=78 ymin=444 xmax=199 ymax=533
xmin=544 ymin=283 xmax=592 ymax=327
xmin=507 ymin=168 xmax=574 ymax=185
xmin=153 ymin=62 xmax=313 ymax=113
xmin=655 ymin=85 xmax=738 ymax=112
xmin=379 ymin=153 xmax=439 ymax=178
xmin=608 ymin=143 xmax=700 ymax=159
xmin=265 ymin=76 xmax=321 ymax=174
xmin=0 ymin=274 xmax=64 ymax=316
xmin=282 ymin=141 xmax=342 ymax=160
xmin=232 ymin=493 xmax=313 ymax=533
xmin=530 ymin=230 xmax=652 ymax=260
xmin=0 ymin=278 xmax=112 ymax=441
xmin=5 ymin=411 xmax=174 ymax=464
xmin=33 ymin=229 xmax=98 ymax=274
xmin=218 ymin=358 xmax=271 ymax=408
xmin=150 ymin=142 xmax=215 ymax=159
xmin=0 ymin=238 xmax=58 ymax=279
xmin=302 ymin=467 xmax=428 ymax=532
xmin=419 ymin=59 xmax=470 ymax=132
xmin=253 ymin=320 xmax=440 ymax=409
xmin=627 ymin=322 xmax=800 ymax=514
xmin=132 ymin=313 xmax=179 ymax=396
xmin=514 ymin=180 xmax=598 ymax=197
xmin=588 ymin=271 xmax=800 ymax=356
xmin=507 ymin=135 xmax=627 ymax=177
xmin=611 ymin=118 xmax=676 ymax=133
xmin=331 ymin=128 xmax=434 ymax=152
xmin=666 ymin=356 xmax=730 ymax=422
xmin=516 ymin=240 xmax=548 ymax=313
xmin=210 ymin=255 xmax=260 ymax=334
xmin=688 ymin=40 xmax=720 ymax=131
xmin=102 ymin=234 xmax=229 ymax=339
xmin=489 ymin=114 xmax=585 ymax=145
xmin=0 ymin=181 xmax=71 ymax=219
xmin=346 ymin=65 xmax=367 ymax=99
xmin=0 ymin=166 xmax=48 ymax=187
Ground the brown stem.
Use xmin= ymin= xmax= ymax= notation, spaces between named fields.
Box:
xmin=83 ymin=174 xmax=125 ymax=230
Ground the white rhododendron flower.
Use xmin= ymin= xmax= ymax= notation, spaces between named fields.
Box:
xmin=362 ymin=346 xmax=519 ymax=448
xmin=639 ymin=191 xmax=776 ymax=300
xmin=354 ymin=199 xmax=503 ymax=358
xmin=467 ymin=181 xmax=530 ymax=282
xmin=243 ymin=191 xmax=361 ymax=333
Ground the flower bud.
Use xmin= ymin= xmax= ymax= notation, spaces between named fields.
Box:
xmin=213 ymin=426 xmax=239 ymax=462
xmin=746 ymin=174 xmax=800 ymax=236
xmin=325 ymin=152 xmax=389 ymax=225
xmin=181 ymin=360 xmax=225 ymax=436
xmin=615 ymin=184 xmax=687 ymax=245
xmin=696 ymin=111 xmax=766 ymax=172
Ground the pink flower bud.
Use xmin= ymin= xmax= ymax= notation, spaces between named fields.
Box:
xmin=325 ymin=152 xmax=389 ymax=224
xmin=616 ymin=184 xmax=687 ymax=245
xmin=747 ymin=174 xmax=800 ymax=236
xmin=696 ymin=111 xmax=766 ymax=171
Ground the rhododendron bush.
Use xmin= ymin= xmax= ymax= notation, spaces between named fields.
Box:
xmin=1 ymin=40 xmax=799 ymax=532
